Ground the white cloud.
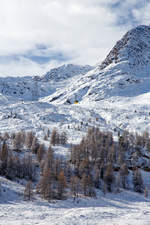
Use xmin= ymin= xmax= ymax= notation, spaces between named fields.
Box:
xmin=133 ymin=3 xmax=150 ymax=25
xmin=0 ymin=0 xmax=148 ymax=76
xmin=0 ymin=57 xmax=61 ymax=77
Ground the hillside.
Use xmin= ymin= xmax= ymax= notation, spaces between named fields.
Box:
xmin=1 ymin=26 xmax=150 ymax=135
xmin=39 ymin=25 xmax=150 ymax=133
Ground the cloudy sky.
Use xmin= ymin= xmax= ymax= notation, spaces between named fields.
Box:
xmin=0 ymin=0 xmax=150 ymax=76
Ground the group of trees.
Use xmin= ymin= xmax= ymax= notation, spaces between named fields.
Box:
xmin=0 ymin=141 xmax=36 ymax=180
xmin=35 ymin=127 xmax=148 ymax=200
xmin=70 ymin=127 xmax=148 ymax=194
xmin=50 ymin=129 xmax=67 ymax=146
xmin=0 ymin=129 xmax=68 ymax=200
xmin=0 ymin=127 xmax=149 ymax=202
xmin=36 ymin=147 xmax=67 ymax=200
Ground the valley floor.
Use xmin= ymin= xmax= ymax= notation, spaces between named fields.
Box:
xmin=0 ymin=177 xmax=150 ymax=225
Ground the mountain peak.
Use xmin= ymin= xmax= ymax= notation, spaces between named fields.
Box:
xmin=42 ymin=64 xmax=93 ymax=81
xmin=99 ymin=25 xmax=150 ymax=70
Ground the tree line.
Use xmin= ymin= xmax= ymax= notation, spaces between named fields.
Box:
xmin=0 ymin=127 xmax=149 ymax=201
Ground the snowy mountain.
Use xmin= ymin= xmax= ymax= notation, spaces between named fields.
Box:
xmin=1 ymin=25 xmax=150 ymax=225
xmin=46 ymin=25 xmax=150 ymax=103
xmin=0 ymin=64 xmax=93 ymax=102
xmin=100 ymin=25 xmax=150 ymax=70
xmin=42 ymin=64 xmax=93 ymax=81
xmin=38 ymin=25 xmax=150 ymax=133
xmin=1 ymin=25 xmax=150 ymax=133
xmin=1 ymin=25 xmax=150 ymax=135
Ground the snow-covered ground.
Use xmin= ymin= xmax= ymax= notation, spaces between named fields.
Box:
xmin=0 ymin=176 xmax=150 ymax=225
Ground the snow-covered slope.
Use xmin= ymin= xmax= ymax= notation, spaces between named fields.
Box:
xmin=100 ymin=25 xmax=150 ymax=70
xmin=1 ymin=175 xmax=150 ymax=225
xmin=0 ymin=64 xmax=93 ymax=102
xmin=45 ymin=25 xmax=150 ymax=103
xmin=1 ymin=25 xmax=150 ymax=134
xmin=38 ymin=25 xmax=150 ymax=133
xmin=42 ymin=64 xmax=93 ymax=81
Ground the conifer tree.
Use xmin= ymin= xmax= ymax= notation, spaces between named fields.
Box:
xmin=37 ymin=168 xmax=53 ymax=200
xmin=104 ymin=164 xmax=114 ymax=192
xmin=144 ymin=187 xmax=149 ymax=197
xmin=25 ymin=131 xmax=35 ymax=149
xmin=13 ymin=132 xmax=23 ymax=151
xmin=51 ymin=128 xmax=59 ymax=146
xmin=37 ymin=144 xmax=45 ymax=162
xmin=70 ymin=175 xmax=80 ymax=197
xmin=133 ymin=168 xmax=144 ymax=193
xmin=81 ymin=173 xmax=88 ymax=196
xmin=31 ymin=137 xmax=39 ymax=154
xmin=57 ymin=170 xmax=67 ymax=199
xmin=0 ymin=142 xmax=8 ymax=162
xmin=24 ymin=181 xmax=33 ymax=201
xmin=60 ymin=132 xmax=67 ymax=145
xmin=120 ymin=163 xmax=129 ymax=189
